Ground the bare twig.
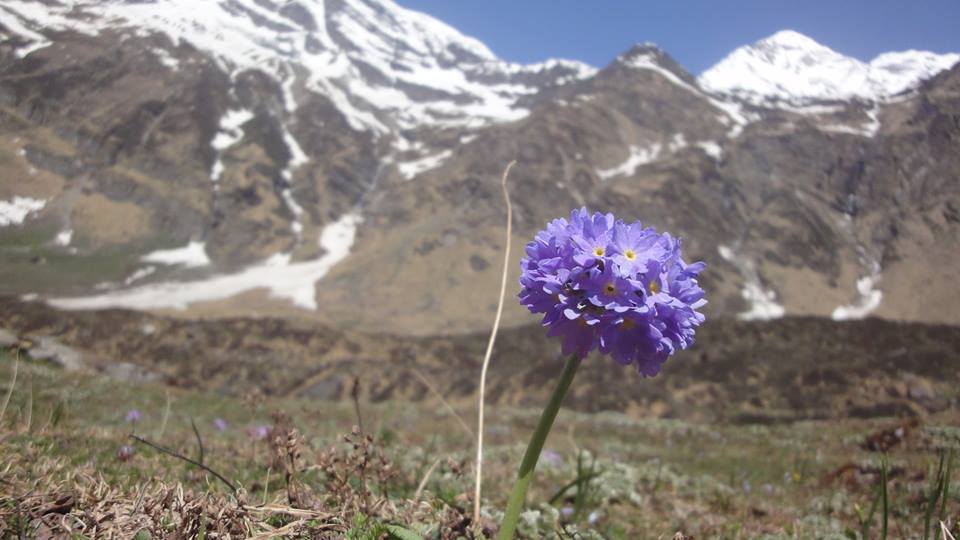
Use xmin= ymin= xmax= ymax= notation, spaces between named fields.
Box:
xmin=190 ymin=417 xmax=205 ymax=465
xmin=474 ymin=160 xmax=516 ymax=526
xmin=943 ymin=521 xmax=957 ymax=540
xmin=411 ymin=367 xmax=474 ymax=440
xmin=0 ymin=347 xmax=20 ymax=424
xmin=414 ymin=458 xmax=442 ymax=502
xmin=130 ymin=434 xmax=240 ymax=498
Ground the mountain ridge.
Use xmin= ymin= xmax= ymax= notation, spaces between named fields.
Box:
xmin=2 ymin=1 xmax=959 ymax=335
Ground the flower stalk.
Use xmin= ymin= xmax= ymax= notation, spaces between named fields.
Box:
xmin=498 ymin=353 xmax=582 ymax=540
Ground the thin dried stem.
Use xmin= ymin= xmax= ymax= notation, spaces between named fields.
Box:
xmin=130 ymin=434 xmax=240 ymax=499
xmin=414 ymin=458 xmax=441 ymax=502
xmin=351 ymin=376 xmax=363 ymax=433
xmin=190 ymin=417 xmax=205 ymax=465
xmin=474 ymin=160 xmax=516 ymax=527
xmin=0 ymin=347 xmax=20 ymax=424
xmin=411 ymin=367 xmax=474 ymax=440
xmin=943 ymin=521 xmax=957 ymax=540
xmin=24 ymin=377 xmax=33 ymax=433
xmin=263 ymin=466 xmax=272 ymax=506
xmin=155 ymin=388 xmax=171 ymax=439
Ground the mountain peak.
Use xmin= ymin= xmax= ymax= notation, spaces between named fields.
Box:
xmin=758 ymin=29 xmax=826 ymax=50
xmin=699 ymin=29 xmax=959 ymax=105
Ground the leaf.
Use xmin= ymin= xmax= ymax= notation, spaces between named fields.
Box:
xmin=384 ymin=524 xmax=424 ymax=540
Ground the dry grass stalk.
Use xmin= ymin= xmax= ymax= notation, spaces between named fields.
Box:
xmin=413 ymin=458 xmax=441 ymax=502
xmin=154 ymin=387 xmax=171 ymax=439
xmin=0 ymin=347 xmax=19 ymax=424
xmin=411 ymin=367 xmax=474 ymax=440
xmin=474 ymin=159 xmax=516 ymax=527
xmin=943 ymin=521 xmax=957 ymax=540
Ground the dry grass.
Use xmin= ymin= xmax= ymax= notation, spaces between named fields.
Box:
xmin=1 ymin=352 xmax=959 ymax=539
xmin=474 ymin=160 xmax=516 ymax=527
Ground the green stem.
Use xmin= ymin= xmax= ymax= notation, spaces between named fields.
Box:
xmin=498 ymin=354 xmax=582 ymax=540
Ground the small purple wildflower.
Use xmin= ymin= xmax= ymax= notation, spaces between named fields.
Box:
xmin=588 ymin=511 xmax=600 ymax=525
xmin=125 ymin=409 xmax=142 ymax=423
xmin=541 ymin=449 xmax=563 ymax=467
xmin=519 ymin=209 xmax=706 ymax=375
xmin=117 ymin=445 xmax=136 ymax=461
xmin=560 ymin=506 xmax=574 ymax=519
xmin=212 ymin=418 xmax=228 ymax=432
xmin=248 ymin=424 xmax=271 ymax=441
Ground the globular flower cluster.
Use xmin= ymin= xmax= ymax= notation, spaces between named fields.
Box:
xmin=519 ymin=209 xmax=706 ymax=376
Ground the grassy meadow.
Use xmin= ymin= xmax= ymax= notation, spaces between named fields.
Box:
xmin=1 ymin=346 xmax=958 ymax=539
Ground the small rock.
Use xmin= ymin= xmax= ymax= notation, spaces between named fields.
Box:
xmin=102 ymin=361 xmax=160 ymax=384
xmin=908 ymin=378 xmax=935 ymax=401
xmin=0 ymin=328 xmax=18 ymax=348
xmin=28 ymin=336 xmax=85 ymax=371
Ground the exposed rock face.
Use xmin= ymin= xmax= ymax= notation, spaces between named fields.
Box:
xmin=0 ymin=1 xmax=958 ymax=335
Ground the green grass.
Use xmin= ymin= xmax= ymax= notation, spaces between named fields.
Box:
xmin=0 ymin=224 xmax=177 ymax=295
xmin=1 ymin=350 xmax=958 ymax=539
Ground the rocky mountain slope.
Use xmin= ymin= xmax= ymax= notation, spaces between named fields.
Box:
xmin=1 ymin=1 xmax=959 ymax=335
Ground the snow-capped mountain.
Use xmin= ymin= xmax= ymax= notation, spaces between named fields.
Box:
xmin=0 ymin=0 xmax=594 ymax=136
xmin=2 ymin=3 xmax=960 ymax=334
xmin=699 ymin=30 xmax=960 ymax=105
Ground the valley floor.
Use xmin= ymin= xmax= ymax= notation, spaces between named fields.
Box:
xmin=1 ymin=350 xmax=958 ymax=539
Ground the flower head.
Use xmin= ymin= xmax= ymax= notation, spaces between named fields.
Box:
xmin=117 ymin=445 xmax=136 ymax=461
xmin=212 ymin=418 xmax=228 ymax=432
xmin=248 ymin=424 xmax=271 ymax=441
xmin=519 ymin=209 xmax=706 ymax=376
xmin=125 ymin=409 xmax=142 ymax=423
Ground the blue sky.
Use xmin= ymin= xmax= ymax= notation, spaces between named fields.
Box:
xmin=396 ymin=1 xmax=960 ymax=74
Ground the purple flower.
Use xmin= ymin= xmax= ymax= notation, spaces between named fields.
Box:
xmin=542 ymin=449 xmax=563 ymax=467
xmin=212 ymin=418 xmax=228 ymax=432
xmin=125 ymin=409 xmax=142 ymax=423
xmin=248 ymin=424 xmax=271 ymax=441
xmin=117 ymin=445 xmax=136 ymax=461
xmin=519 ymin=209 xmax=706 ymax=375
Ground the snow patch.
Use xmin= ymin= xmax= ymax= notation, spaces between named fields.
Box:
xmin=151 ymin=47 xmax=179 ymax=70
xmin=0 ymin=196 xmax=46 ymax=226
xmin=125 ymin=266 xmax=157 ymax=285
xmin=668 ymin=133 xmax=687 ymax=152
xmin=54 ymin=229 xmax=73 ymax=246
xmin=695 ymin=141 xmax=723 ymax=160
xmin=832 ymin=262 xmax=883 ymax=320
xmin=141 ymin=241 xmax=211 ymax=268
xmin=596 ymin=144 xmax=662 ymax=180
xmin=210 ymin=109 xmax=253 ymax=182
xmin=623 ymin=52 xmax=755 ymax=137
xmin=397 ymin=150 xmax=453 ymax=180
xmin=0 ymin=5 xmax=52 ymax=57
xmin=718 ymin=244 xmax=785 ymax=320
xmin=821 ymin=104 xmax=881 ymax=138
xmin=49 ymin=213 xmax=362 ymax=312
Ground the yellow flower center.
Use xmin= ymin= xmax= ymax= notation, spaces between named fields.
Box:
xmin=648 ymin=280 xmax=660 ymax=295
xmin=622 ymin=318 xmax=635 ymax=330
xmin=604 ymin=282 xmax=616 ymax=296
xmin=624 ymin=249 xmax=636 ymax=260
xmin=593 ymin=246 xmax=605 ymax=257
